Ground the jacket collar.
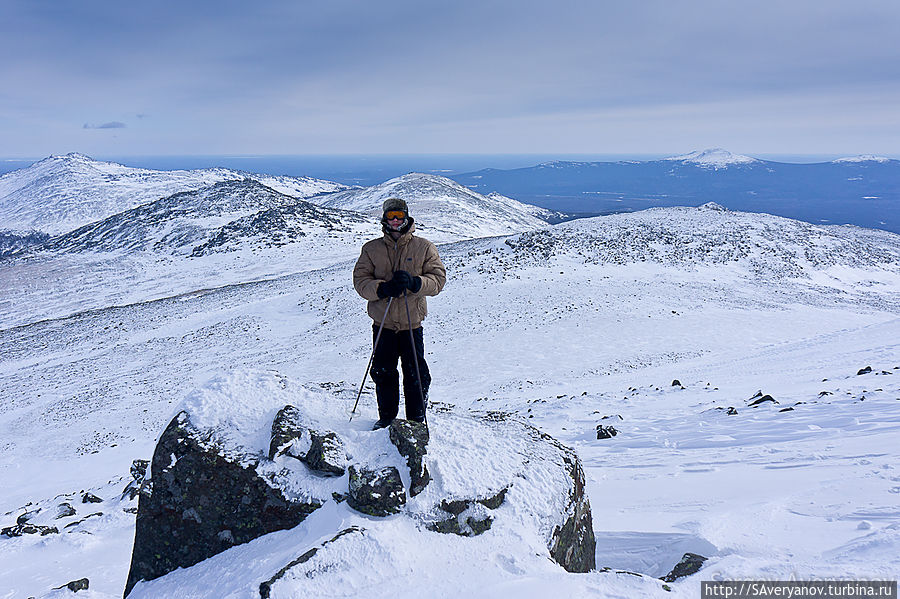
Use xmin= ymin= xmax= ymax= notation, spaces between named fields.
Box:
xmin=382 ymin=217 xmax=416 ymax=246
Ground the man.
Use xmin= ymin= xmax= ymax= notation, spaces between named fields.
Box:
xmin=353 ymin=198 xmax=446 ymax=429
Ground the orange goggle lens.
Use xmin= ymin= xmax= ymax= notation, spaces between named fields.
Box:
xmin=385 ymin=211 xmax=407 ymax=220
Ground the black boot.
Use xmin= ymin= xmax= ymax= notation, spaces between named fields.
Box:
xmin=372 ymin=418 xmax=393 ymax=430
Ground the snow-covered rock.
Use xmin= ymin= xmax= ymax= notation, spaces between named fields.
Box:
xmin=0 ymin=153 xmax=347 ymax=235
xmin=124 ymin=400 xmax=325 ymax=596
xmin=124 ymin=370 xmax=595 ymax=597
xmin=664 ymin=148 xmax=760 ymax=168
xmin=312 ymin=172 xmax=557 ymax=243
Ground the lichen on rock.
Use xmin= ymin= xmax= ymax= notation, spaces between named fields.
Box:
xmin=347 ymin=465 xmax=406 ymax=517
xmin=388 ymin=419 xmax=431 ymax=496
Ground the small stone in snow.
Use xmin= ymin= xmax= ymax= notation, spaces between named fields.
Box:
xmin=749 ymin=394 xmax=777 ymax=407
xmin=661 ymin=553 xmax=707 ymax=582
xmin=54 ymin=578 xmax=89 ymax=592
xmin=596 ymin=425 xmax=618 ymax=440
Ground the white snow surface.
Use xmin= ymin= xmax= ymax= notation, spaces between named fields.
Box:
xmin=1 ymin=200 xmax=900 ymax=598
xmin=0 ymin=153 xmax=347 ymax=235
xmin=312 ymin=172 xmax=554 ymax=243
xmin=664 ymin=148 xmax=760 ymax=168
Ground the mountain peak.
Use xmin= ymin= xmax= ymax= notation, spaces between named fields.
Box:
xmin=0 ymin=156 xmax=346 ymax=235
xmin=46 ymin=152 xmax=95 ymax=162
xmin=312 ymin=172 xmax=553 ymax=243
xmin=664 ymin=148 xmax=759 ymax=168
xmin=833 ymin=155 xmax=892 ymax=164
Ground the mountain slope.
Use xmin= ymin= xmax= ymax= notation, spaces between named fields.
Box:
xmin=3 ymin=201 xmax=900 ymax=597
xmin=496 ymin=203 xmax=900 ymax=280
xmin=0 ymin=153 xmax=348 ymax=235
xmin=1 ymin=205 xmax=899 ymax=597
xmin=37 ymin=179 xmax=348 ymax=255
xmin=312 ymin=172 xmax=560 ymax=242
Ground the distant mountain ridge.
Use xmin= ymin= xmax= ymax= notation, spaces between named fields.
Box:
xmin=0 ymin=153 xmax=348 ymax=235
xmin=311 ymin=172 xmax=562 ymax=243
xmin=2 ymin=163 xmax=575 ymax=262
xmin=663 ymin=148 xmax=760 ymax=168
xmin=453 ymin=148 xmax=900 ymax=234
xmin=36 ymin=179 xmax=371 ymax=256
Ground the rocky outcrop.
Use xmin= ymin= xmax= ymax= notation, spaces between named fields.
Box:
xmin=347 ymin=465 xmax=406 ymax=517
xmin=1 ymin=523 xmax=58 ymax=537
xmin=269 ymin=405 xmax=347 ymax=476
xmin=302 ymin=431 xmax=346 ymax=476
xmin=123 ymin=410 xmax=324 ymax=596
xmin=122 ymin=459 xmax=150 ymax=500
xmin=54 ymin=578 xmax=90 ymax=592
xmin=388 ymin=419 xmax=430 ymax=496
xmin=748 ymin=391 xmax=777 ymax=407
xmin=662 ymin=552 xmax=708 ymax=581
xmin=596 ymin=425 xmax=618 ymax=439
xmin=123 ymin=372 xmax=597 ymax=596
xmin=428 ymin=490 xmax=509 ymax=537
xmin=547 ymin=441 xmax=596 ymax=573
xmin=268 ymin=405 xmax=305 ymax=459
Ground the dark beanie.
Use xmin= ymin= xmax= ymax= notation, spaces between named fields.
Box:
xmin=382 ymin=197 xmax=408 ymax=214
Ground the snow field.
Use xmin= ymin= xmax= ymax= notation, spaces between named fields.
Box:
xmin=1 ymin=205 xmax=900 ymax=597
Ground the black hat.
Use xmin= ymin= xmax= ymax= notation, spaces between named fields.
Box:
xmin=382 ymin=198 xmax=408 ymax=215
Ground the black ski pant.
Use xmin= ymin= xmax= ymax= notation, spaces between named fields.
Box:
xmin=370 ymin=325 xmax=430 ymax=422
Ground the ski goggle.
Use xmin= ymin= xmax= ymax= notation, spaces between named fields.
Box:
xmin=384 ymin=210 xmax=407 ymax=220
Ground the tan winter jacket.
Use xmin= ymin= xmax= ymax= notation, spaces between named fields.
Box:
xmin=353 ymin=223 xmax=446 ymax=331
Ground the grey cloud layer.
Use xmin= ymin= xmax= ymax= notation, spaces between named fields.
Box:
xmin=2 ymin=0 xmax=899 ymax=155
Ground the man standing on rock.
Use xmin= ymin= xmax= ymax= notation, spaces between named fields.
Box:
xmin=354 ymin=198 xmax=446 ymax=429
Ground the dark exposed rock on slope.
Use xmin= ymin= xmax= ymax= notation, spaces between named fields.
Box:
xmin=123 ymin=410 xmax=324 ymax=596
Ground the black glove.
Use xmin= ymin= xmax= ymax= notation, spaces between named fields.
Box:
xmin=392 ymin=270 xmax=422 ymax=293
xmin=376 ymin=279 xmax=404 ymax=298
xmin=392 ymin=270 xmax=412 ymax=289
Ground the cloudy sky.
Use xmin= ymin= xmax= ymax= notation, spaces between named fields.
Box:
xmin=2 ymin=0 xmax=899 ymax=157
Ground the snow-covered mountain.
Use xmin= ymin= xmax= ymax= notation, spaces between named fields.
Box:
xmin=39 ymin=179 xmax=370 ymax=256
xmin=0 ymin=170 xmax=576 ymax=328
xmin=833 ymin=155 xmax=893 ymax=163
xmin=2 ymin=199 xmax=900 ymax=597
xmin=663 ymin=148 xmax=760 ymax=168
xmin=312 ymin=172 xmax=560 ymax=242
xmin=498 ymin=202 xmax=900 ymax=280
xmin=0 ymin=153 xmax=348 ymax=235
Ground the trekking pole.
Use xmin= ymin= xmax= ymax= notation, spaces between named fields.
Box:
xmin=403 ymin=291 xmax=428 ymax=425
xmin=349 ymin=297 xmax=393 ymax=422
